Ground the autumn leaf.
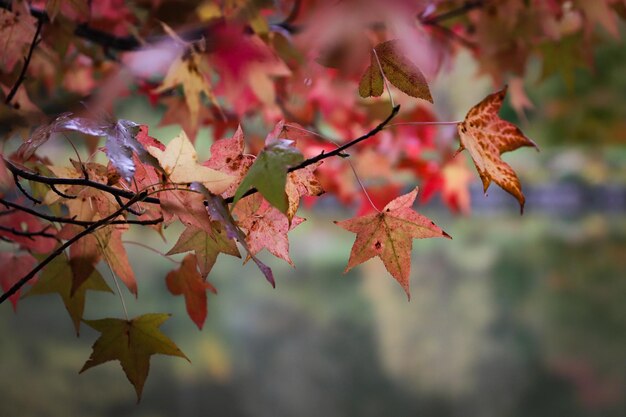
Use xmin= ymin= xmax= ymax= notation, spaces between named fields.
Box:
xmin=0 ymin=253 xmax=36 ymax=311
xmin=233 ymin=194 xmax=304 ymax=266
xmin=80 ymin=314 xmax=189 ymax=401
xmin=358 ymin=53 xmax=384 ymax=98
xmin=148 ymin=130 xmax=233 ymax=194
xmin=96 ymin=226 xmax=138 ymax=296
xmin=165 ymin=254 xmax=217 ymax=329
xmin=0 ymin=4 xmax=36 ymax=73
xmin=334 ymin=187 xmax=450 ymax=299
xmin=167 ymin=223 xmax=240 ymax=278
xmin=359 ymin=40 xmax=432 ymax=102
xmin=154 ymin=49 xmax=219 ymax=128
xmin=26 ymin=253 xmax=112 ymax=335
xmin=232 ymin=139 xmax=304 ymax=214
xmin=456 ymin=86 xmax=538 ymax=213
xmin=203 ymin=125 xmax=255 ymax=198
xmin=285 ymin=162 xmax=324 ymax=223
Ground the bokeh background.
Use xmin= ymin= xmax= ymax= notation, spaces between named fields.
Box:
xmin=1 ymin=25 xmax=625 ymax=417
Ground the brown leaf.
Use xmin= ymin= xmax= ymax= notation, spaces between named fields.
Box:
xmin=456 ymin=86 xmax=538 ymax=213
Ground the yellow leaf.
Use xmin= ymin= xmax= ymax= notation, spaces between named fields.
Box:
xmin=148 ymin=130 xmax=233 ymax=194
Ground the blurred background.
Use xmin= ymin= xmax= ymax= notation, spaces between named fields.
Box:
xmin=1 ymin=22 xmax=626 ymax=417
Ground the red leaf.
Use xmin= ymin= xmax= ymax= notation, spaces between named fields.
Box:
xmin=165 ymin=254 xmax=217 ymax=329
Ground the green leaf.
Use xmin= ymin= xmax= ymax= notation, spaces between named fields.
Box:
xmin=26 ymin=253 xmax=112 ymax=335
xmin=372 ymin=40 xmax=432 ymax=102
xmin=80 ymin=314 xmax=189 ymax=402
xmin=232 ymin=140 xmax=303 ymax=213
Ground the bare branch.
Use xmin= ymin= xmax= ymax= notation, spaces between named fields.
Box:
xmin=0 ymin=191 xmax=150 ymax=305
xmin=5 ymin=19 xmax=44 ymax=105
xmin=0 ymin=224 xmax=59 ymax=241
xmin=0 ymin=198 xmax=162 ymax=227
xmin=4 ymin=159 xmax=161 ymax=205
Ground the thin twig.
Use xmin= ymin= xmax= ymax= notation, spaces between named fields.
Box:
xmin=4 ymin=159 xmax=161 ymax=205
xmin=0 ymin=192 xmax=149 ymax=305
xmin=0 ymin=224 xmax=59 ymax=240
xmin=420 ymin=0 xmax=486 ymax=25
xmin=0 ymin=197 xmax=162 ymax=227
xmin=13 ymin=174 xmax=42 ymax=204
xmin=5 ymin=19 xmax=43 ymax=105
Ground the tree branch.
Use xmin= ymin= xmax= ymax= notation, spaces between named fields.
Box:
xmin=4 ymin=159 xmax=161 ymax=205
xmin=5 ymin=18 xmax=43 ymax=105
xmin=0 ymin=198 xmax=162 ymax=227
xmin=0 ymin=191 xmax=150 ymax=305
xmin=420 ymin=0 xmax=487 ymax=26
xmin=0 ymin=224 xmax=58 ymax=240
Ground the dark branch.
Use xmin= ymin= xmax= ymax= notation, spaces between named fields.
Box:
xmin=0 ymin=198 xmax=162 ymax=227
xmin=5 ymin=18 xmax=43 ymax=105
xmin=4 ymin=160 xmax=161 ymax=205
xmin=13 ymin=173 xmax=42 ymax=204
xmin=0 ymin=224 xmax=58 ymax=240
xmin=420 ymin=0 xmax=486 ymax=26
xmin=0 ymin=192 xmax=150 ymax=305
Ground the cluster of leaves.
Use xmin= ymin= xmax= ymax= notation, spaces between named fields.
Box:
xmin=0 ymin=0 xmax=623 ymax=401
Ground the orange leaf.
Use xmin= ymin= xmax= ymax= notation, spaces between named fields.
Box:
xmin=165 ymin=254 xmax=217 ymax=329
xmin=334 ymin=187 xmax=450 ymax=299
xmin=456 ymin=86 xmax=538 ymax=213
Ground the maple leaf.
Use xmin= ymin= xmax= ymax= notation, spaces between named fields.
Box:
xmin=0 ymin=252 xmax=36 ymax=311
xmin=334 ymin=187 xmax=450 ymax=299
xmin=285 ymin=162 xmax=324 ymax=223
xmin=154 ymin=48 xmax=219 ymax=128
xmin=203 ymin=125 xmax=255 ymax=198
xmin=0 ymin=4 xmax=36 ymax=73
xmin=167 ymin=223 xmax=240 ymax=277
xmin=147 ymin=130 xmax=233 ymax=194
xmin=359 ymin=40 xmax=433 ymax=102
xmin=233 ymin=194 xmax=304 ymax=266
xmin=80 ymin=314 xmax=189 ymax=402
xmin=456 ymin=87 xmax=539 ymax=213
xmin=165 ymin=254 xmax=217 ymax=329
xmin=232 ymin=139 xmax=304 ymax=214
xmin=26 ymin=253 xmax=112 ymax=335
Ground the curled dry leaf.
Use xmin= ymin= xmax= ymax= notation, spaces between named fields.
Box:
xmin=456 ymin=86 xmax=538 ymax=213
xmin=334 ymin=187 xmax=450 ymax=299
